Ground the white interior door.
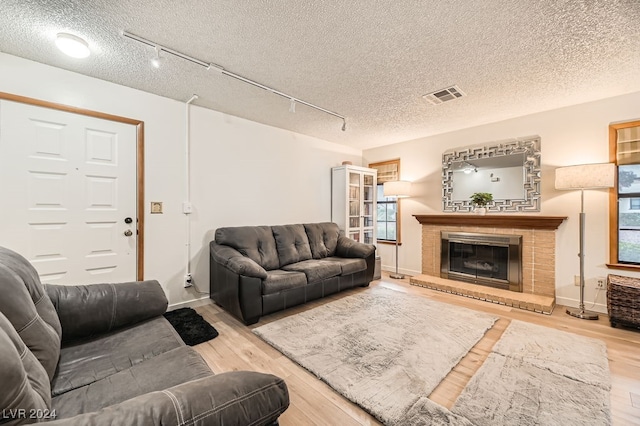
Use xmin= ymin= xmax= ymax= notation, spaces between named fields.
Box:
xmin=0 ymin=100 xmax=137 ymax=284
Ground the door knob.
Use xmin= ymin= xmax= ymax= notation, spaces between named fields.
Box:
xmin=124 ymin=230 xmax=133 ymax=237
xmin=124 ymin=217 xmax=133 ymax=224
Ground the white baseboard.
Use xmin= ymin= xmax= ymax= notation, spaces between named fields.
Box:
xmin=555 ymin=296 xmax=607 ymax=314
xmin=168 ymin=295 xmax=212 ymax=311
xmin=381 ymin=265 xmax=422 ymax=277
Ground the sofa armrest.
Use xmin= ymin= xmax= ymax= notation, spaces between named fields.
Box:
xmin=45 ymin=280 xmax=168 ymax=343
xmin=336 ymin=236 xmax=376 ymax=259
xmin=210 ymin=241 xmax=268 ymax=279
xmin=46 ymin=371 xmax=289 ymax=426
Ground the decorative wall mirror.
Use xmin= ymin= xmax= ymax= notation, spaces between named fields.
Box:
xmin=442 ymin=137 xmax=541 ymax=212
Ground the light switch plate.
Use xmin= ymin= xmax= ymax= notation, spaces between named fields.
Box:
xmin=150 ymin=201 xmax=163 ymax=214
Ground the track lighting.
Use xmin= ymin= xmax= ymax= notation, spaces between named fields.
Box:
xmin=55 ymin=33 xmax=90 ymax=58
xmin=462 ymin=161 xmax=477 ymax=174
xmin=150 ymin=46 xmax=163 ymax=68
xmin=122 ymin=30 xmax=347 ymax=131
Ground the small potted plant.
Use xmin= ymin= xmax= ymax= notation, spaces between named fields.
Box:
xmin=470 ymin=192 xmax=493 ymax=215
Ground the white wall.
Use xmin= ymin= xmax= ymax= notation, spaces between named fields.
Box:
xmin=4 ymin=52 xmax=639 ymax=313
xmin=0 ymin=53 xmax=362 ymax=307
xmin=364 ymin=91 xmax=640 ymax=313
xmin=187 ymin=106 xmax=361 ymax=303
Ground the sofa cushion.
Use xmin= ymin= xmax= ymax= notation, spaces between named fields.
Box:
xmin=215 ymin=226 xmax=280 ymax=270
xmin=52 ymin=317 xmax=183 ymax=396
xmin=272 ymin=224 xmax=313 ymax=267
xmin=262 ymin=270 xmax=308 ymax=295
xmin=282 ymin=259 xmax=342 ymax=284
xmin=304 ymin=222 xmax=340 ymax=258
xmin=0 ymin=311 xmax=52 ymax=417
xmin=51 ymin=346 xmax=213 ymax=418
xmin=0 ymin=246 xmax=62 ymax=382
xmin=323 ymin=256 xmax=368 ymax=275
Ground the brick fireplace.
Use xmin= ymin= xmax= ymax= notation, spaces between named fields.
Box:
xmin=411 ymin=215 xmax=566 ymax=313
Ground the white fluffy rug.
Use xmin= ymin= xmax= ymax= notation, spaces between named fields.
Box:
xmin=253 ymin=288 xmax=497 ymax=424
xmin=451 ymin=320 xmax=611 ymax=426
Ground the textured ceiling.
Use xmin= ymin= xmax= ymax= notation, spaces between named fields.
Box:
xmin=1 ymin=0 xmax=639 ymax=149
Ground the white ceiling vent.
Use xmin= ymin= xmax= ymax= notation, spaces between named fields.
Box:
xmin=422 ymin=85 xmax=465 ymax=105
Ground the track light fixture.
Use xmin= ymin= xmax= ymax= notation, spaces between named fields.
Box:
xmin=150 ymin=46 xmax=163 ymax=68
xmin=462 ymin=161 xmax=477 ymax=174
xmin=122 ymin=30 xmax=347 ymax=131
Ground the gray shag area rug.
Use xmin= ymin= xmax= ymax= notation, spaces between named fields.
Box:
xmin=253 ymin=288 xmax=497 ymax=425
xmin=451 ymin=320 xmax=612 ymax=426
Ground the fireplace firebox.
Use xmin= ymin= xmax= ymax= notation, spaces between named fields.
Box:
xmin=440 ymin=231 xmax=522 ymax=292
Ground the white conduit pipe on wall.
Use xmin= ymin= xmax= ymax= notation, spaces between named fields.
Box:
xmin=184 ymin=94 xmax=207 ymax=293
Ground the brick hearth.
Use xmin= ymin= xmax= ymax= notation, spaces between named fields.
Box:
xmin=411 ymin=215 xmax=566 ymax=314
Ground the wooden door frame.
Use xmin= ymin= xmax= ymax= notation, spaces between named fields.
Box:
xmin=608 ymin=119 xmax=640 ymax=271
xmin=0 ymin=92 xmax=145 ymax=280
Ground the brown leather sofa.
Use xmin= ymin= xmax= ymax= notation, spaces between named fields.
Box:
xmin=209 ymin=222 xmax=376 ymax=325
xmin=0 ymin=246 xmax=289 ymax=425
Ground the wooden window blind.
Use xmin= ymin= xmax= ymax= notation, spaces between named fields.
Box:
xmin=369 ymin=159 xmax=400 ymax=184
xmin=617 ymin=125 xmax=640 ymax=165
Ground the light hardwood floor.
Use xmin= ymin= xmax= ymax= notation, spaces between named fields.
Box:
xmin=193 ymin=273 xmax=640 ymax=425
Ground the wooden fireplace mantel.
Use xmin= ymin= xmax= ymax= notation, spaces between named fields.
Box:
xmin=413 ymin=214 xmax=567 ymax=230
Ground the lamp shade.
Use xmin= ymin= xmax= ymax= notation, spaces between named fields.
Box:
xmin=383 ymin=180 xmax=412 ymax=198
xmin=555 ymin=163 xmax=616 ymax=190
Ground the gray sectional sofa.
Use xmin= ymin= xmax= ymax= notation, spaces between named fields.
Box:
xmin=209 ymin=222 xmax=376 ymax=325
xmin=0 ymin=246 xmax=289 ymax=425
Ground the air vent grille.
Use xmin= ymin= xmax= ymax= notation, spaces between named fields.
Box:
xmin=423 ymin=85 xmax=465 ymax=105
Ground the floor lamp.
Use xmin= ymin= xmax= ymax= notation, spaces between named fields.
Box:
xmin=383 ymin=180 xmax=412 ymax=279
xmin=555 ymin=163 xmax=616 ymax=320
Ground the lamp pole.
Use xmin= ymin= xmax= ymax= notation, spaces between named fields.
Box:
xmin=567 ymin=189 xmax=598 ymax=319
xmin=390 ymin=212 xmax=403 ymax=279
xmin=383 ymin=181 xmax=412 ymax=280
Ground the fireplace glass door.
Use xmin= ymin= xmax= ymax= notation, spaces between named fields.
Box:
xmin=440 ymin=231 xmax=522 ymax=292
xmin=449 ymin=242 xmax=509 ymax=282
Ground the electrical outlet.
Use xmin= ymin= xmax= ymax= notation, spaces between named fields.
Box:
xmin=574 ymin=275 xmax=580 ymax=286
xmin=184 ymin=274 xmax=193 ymax=288
xmin=596 ymin=278 xmax=606 ymax=289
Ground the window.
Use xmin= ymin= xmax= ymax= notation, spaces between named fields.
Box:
xmin=377 ymin=185 xmax=397 ymax=241
xmin=610 ymin=120 xmax=640 ymax=268
xmin=369 ymin=159 xmax=401 ymax=243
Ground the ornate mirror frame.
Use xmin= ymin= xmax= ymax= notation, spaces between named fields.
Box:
xmin=442 ymin=136 xmax=541 ymax=212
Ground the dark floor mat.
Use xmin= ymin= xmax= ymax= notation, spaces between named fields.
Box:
xmin=163 ymin=307 xmax=219 ymax=346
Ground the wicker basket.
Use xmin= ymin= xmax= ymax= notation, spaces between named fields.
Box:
xmin=607 ymin=274 xmax=640 ymax=330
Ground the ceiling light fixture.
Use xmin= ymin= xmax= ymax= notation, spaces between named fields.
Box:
xmin=122 ymin=30 xmax=346 ymax=131
xmin=55 ymin=33 xmax=90 ymax=58
xmin=150 ymin=46 xmax=163 ymax=68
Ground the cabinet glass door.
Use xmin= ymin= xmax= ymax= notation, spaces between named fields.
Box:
xmin=333 ymin=167 xmax=376 ymax=246
xmin=362 ymin=173 xmax=375 ymax=241
xmin=348 ymin=172 xmax=361 ymax=231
